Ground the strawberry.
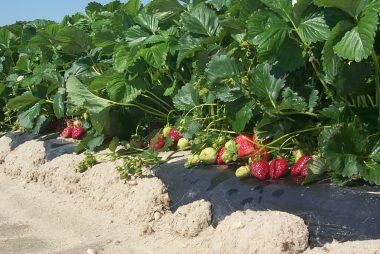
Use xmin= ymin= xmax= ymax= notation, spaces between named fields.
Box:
xmin=167 ymin=128 xmax=182 ymax=142
xmin=199 ymin=147 xmax=217 ymax=164
xmin=73 ymin=119 xmax=82 ymax=127
xmin=217 ymin=146 xmax=225 ymax=165
xmin=66 ymin=119 xmax=74 ymax=127
xmin=269 ymin=158 xmax=289 ymax=179
xmin=236 ymin=133 xmax=255 ymax=158
xmin=61 ymin=127 xmax=73 ymax=138
xmin=149 ymin=133 xmax=165 ymax=151
xmin=72 ymin=126 xmax=85 ymax=139
xmin=250 ymin=159 xmax=270 ymax=180
xmin=235 ymin=165 xmax=250 ymax=177
xmin=290 ymin=155 xmax=312 ymax=176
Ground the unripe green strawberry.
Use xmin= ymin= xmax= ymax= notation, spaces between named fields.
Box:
xmin=163 ymin=126 xmax=171 ymax=138
xmin=199 ymin=147 xmax=217 ymax=164
xmin=184 ymin=154 xmax=200 ymax=168
xmin=177 ymin=138 xmax=190 ymax=151
xmin=235 ymin=165 xmax=250 ymax=177
xmin=292 ymin=149 xmax=304 ymax=162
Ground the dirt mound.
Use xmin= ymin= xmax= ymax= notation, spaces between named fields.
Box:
xmin=171 ymin=199 xmax=212 ymax=237
xmin=210 ymin=210 xmax=309 ymax=254
xmin=2 ymin=140 xmax=46 ymax=178
xmin=304 ymin=240 xmax=380 ymax=254
xmin=2 ymin=132 xmax=373 ymax=254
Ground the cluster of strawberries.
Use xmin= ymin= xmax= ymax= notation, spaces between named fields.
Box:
xmin=148 ymin=126 xmax=184 ymax=150
xmin=60 ymin=119 xmax=85 ymax=140
xmin=217 ymin=133 xmax=312 ymax=180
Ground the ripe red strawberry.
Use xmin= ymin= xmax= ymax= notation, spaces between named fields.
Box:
xmin=149 ymin=133 xmax=165 ymax=151
xmin=269 ymin=158 xmax=289 ymax=179
xmin=251 ymin=147 xmax=270 ymax=161
xmin=61 ymin=127 xmax=72 ymax=138
xmin=66 ymin=119 xmax=74 ymax=127
xmin=168 ymin=128 xmax=182 ymax=142
xmin=72 ymin=126 xmax=85 ymax=140
xmin=291 ymin=155 xmax=312 ymax=176
xmin=250 ymin=159 xmax=270 ymax=180
xmin=217 ymin=146 xmax=225 ymax=165
xmin=236 ymin=133 xmax=255 ymax=158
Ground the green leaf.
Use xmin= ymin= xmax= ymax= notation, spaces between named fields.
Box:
xmin=308 ymin=89 xmax=319 ymax=112
xmin=124 ymin=25 xmax=150 ymax=46
xmin=227 ymin=99 xmax=255 ymax=133
xmin=139 ymin=42 xmax=169 ymax=68
xmin=145 ymin=0 xmax=184 ymax=21
xmin=173 ymin=83 xmax=199 ymax=111
xmin=180 ymin=3 xmax=220 ymax=36
xmin=313 ymin=0 xmax=361 ymax=18
xmin=362 ymin=160 xmax=380 ymax=185
xmin=125 ymin=0 xmax=141 ymax=16
xmin=260 ymin=0 xmax=292 ymax=21
xmin=177 ymin=33 xmax=203 ymax=66
xmin=303 ymin=157 xmax=328 ymax=185
xmin=206 ymin=54 xmax=241 ymax=84
xmin=321 ymin=20 xmax=353 ymax=84
xmin=92 ymin=29 xmax=115 ymax=53
xmin=297 ymin=13 xmax=330 ymax=43
xmin=209 ymin=86 xmax=242 ymax=102
xmin=18 ymin=102 xmax=42 ymax=129
xmin=66 ymin=75 xmax=112 ymax=115
xmin=182 ymin=116 xmax=202 ymax=139
xmin=113 ymin=45 xmax=140 ymax=72
xmin=279 ymin=87 xmax=307 ymax=112
xmin=207 ymin=0 xmax=233 ymax=10
xmin=108 ymin=136 xmax=120 ymax=152
xmin=248 ymin=63 xmax=286 ymax=108
xmin=75 ymin=134 xmax=105 ymax=153
xmin=53 ymin=88 xmax=65 ymax=119
xmin=85 ymin=2 xmax=103 ymax=15
xmin=88 ymin=135 xmax=105 ymax=151
xmin=15 ymin=54 xmax=31 ymax=73
xmin=106 ymin=78 xmax=142 ymax=103
xmin=333 ymin=10 xmax=378 ymax=62
xmin=247 ymin=10 xmax=289 ymax=51
xmin=55 ymin=27 xmax=92 ymax=56
xmin=7 ymin=95 xmax=41 ymax=111
xmin=274 ymin=39 xmax=305 ymax=72
xmin=0 ymin=28 xmax=16 ymax=49
xmin=319 ymin=123 xmax=368 ymax=178
xmin=134 ymin=12 xmax=159 ymax=34
xmin=164 ymin=80 xmax=177 ymax=96
xmin=32 ymin=115 xmax=48 ymax=134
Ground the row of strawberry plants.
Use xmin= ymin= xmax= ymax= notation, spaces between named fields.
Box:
xmin=0 ymin=0 xmax=380 ymax=185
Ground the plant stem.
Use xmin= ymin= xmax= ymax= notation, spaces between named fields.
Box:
xmin=371 ymin=51 xmax=380 ymax=126
xmin=145 ymin=91 xmax=174 ymax=111
xmin=310 ymin=60 xmax=335 ymax=101
xmin=275 ymin=111 xmax=319 ymax=117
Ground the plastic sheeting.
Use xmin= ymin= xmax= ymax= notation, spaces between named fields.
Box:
xmin=155 ymin=160 xmax=380 ymax=247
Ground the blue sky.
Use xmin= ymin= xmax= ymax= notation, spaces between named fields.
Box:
xmin=0 ymin=0 xmax=150 ymax=26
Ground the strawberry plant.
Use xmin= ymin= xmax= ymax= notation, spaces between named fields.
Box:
xmin=0 ymin=0 xmax=380 ymax=186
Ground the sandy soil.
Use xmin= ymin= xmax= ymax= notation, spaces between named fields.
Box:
xmin=0 ymin=132 xmax=379 ymax=254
